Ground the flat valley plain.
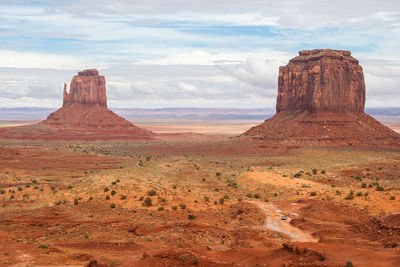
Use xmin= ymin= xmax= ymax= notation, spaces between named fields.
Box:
xmin=0 ymin=119 xmax=400 ymax=266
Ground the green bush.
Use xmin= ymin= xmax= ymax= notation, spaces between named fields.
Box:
xmin=148 ymin=190 xmax=156 ymax=196
xmin=345 ymin=260 xmax=353 ymax=267
xmin=110 ymin=203 xmax=116 ymax=209
xmin=104 ymin=187 xmax=109 ymax=192
xmin=171 ymin=205 xmax=177 ymax=210
xmin=376 ymin=186 xmax=384 ymax=191
xmin=111 ymin=190 xmax=116 ymax=195
xmin=310 ymin=192 xmax=317 ymax=196
xmin=143 ymin=197 xmax=152 ymax=206
xmin=179 ymin=203 xmax=187 ymax=209
xmin=74 ymin=198 xmax=79 ymax=205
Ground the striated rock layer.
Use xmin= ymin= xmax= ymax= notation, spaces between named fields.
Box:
xmin=243 ymin=49 xmax=400 ymax=146
xmin=0 ymin=69 xmax=152 ymax=141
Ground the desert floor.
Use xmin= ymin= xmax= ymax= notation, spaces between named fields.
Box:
xmin=0 ymin=120 xmax=399 ymax=266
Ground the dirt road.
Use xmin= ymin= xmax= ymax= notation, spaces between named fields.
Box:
xmin=251 ymin=202 xmax=319 ymax=243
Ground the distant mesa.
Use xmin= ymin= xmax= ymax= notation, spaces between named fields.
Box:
xmin=242 ymin=49 xmax=400 ymax=146
xmin=0 ymin=69 xmax=152 ymax=141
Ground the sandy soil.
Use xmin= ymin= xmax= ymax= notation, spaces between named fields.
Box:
xmin=0 ymin=139 xmax=399 ymax=266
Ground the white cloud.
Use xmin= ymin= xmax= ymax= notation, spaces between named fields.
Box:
xmin=0 ymin=50 xmax=86 ymax=69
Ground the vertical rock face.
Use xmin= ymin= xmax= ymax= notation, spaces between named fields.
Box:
xmin=242 ymin=49 xmax=400 ymax=146
xmin=277 ymin=49 xmax=365 ymax=114
xmin=6 ymin=68 xmax=153 ymax=140
xmin=63 ymin=69 xmax=107 ymax=107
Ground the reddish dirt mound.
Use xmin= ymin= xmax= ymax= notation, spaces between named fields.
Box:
xmin=243 ymin=111 xmax=400 ymax=146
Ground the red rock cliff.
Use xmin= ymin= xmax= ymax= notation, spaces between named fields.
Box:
xmin=242 ymin=49 xmax=400 ymax=146
xmin=276 ymin=49 xmax=365 ymax=114
xmin=63 ymin=69 xmax=107 ymax=107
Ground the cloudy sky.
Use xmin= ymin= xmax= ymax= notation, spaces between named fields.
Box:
xmin=0 ymin=0 xmax=399 ymax=108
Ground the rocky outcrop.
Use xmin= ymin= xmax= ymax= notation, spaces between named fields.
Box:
xmin=277 ymin=49 xmax=365 ymax=114
xmin=242 ymin=49 xmax=400 ymax=146
xmin=0 ymin=69 xmax=152 ymax=141
xmin=63 ymin=69 xmax=107 ymax=106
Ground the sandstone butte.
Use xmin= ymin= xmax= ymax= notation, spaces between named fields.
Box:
xmin=0 ymin=69 xmax=152 ymax=141
xmin=242 ymin=49 xmax=400 ymax=146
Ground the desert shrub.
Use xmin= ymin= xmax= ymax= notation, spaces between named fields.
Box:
xmin=111 ymin=190 xmax=116 ymax=195
xmin=0 ymin=189 xmax=5 ymax=194
xmin=345 ymin=260 xmax=353 ymax=267
xmin=321 ymin=170 xmax=326 ymax=174
xmin=74 ymin=198 xmax=78 ymax=205
xmin=246 ymin=193 xmax=253 ymax=198
xmin=120 ymin=195 xmax=127 ymax=200
xmin=110 ymin=203 xmax=116 ymax=209
xmin=188 ymin=214 xmax=196 ymax=220
xmin=361 ymin=183 xmax=367 ymax=188
xmin=158 ymin=207 xmax=164 ymax=211
xmin=356 ymin=192 xmax=363 ymax=197
xmin=192 ymin=256 xmax=199 ymax=265
xmin=254 ymin=193 xmax=260 ymax=199
xmin=312 ymin=168 xmax=318 ymax=174
xmin=214 ymin=188 xmax=219 ymax=192
xmin=116 ymin=179 xmax=120 ymax=182
xmin=38 ymin=244 xmax=49 ymax=249
xmin=18 ymin=186 xmax=23 ymax=191
xmin=390 ymin=196 xmax=395 ymax=200
xmin=34 ymin=186 xmax=38 ymax=189
xmin=89 ymin=196 xmax=94 ymax=200
xmin=364 ymin=191 xmax=369 ymax=196
xmin=148 ymin=190 xmax=156 ymax=196
xmin=345 ymin=191 xmax=354 ymax=200
xmin=376 ymin=186 xmax=384 ymax=191
xmin=204 ymin=196 xmax=210 ymax=202
xmin=104 ymin=187 xmax=109 ymax=192
xmin=294 ymin=172 xmax=302 ymax=178
xmin=179 ymin=203 xmax=186 ymax=209
xmin=111 ymin=181 xmax=117 ymax=185
xmin=214 ymin=201 xmax=218 ymax=205
xmin=172 ymin=185 xmax=177 ymax=189
xmin=139 ymin=196 xmax=144 ymax=201
xmin=391 ymin=241 xmax=398 ymax=248
xmin=171 ymin=205 xmax=177 ymax=210
xmin=143 ymin=198 xmax=152 ymax=207
xmin=216 ymin=172 xmax=221 ymax=176
xmin=310 ymin=192 xmax=317 ymax=196
xmin=68 ymin=185 xmax=72 ymax=189
xmin=31 ymin=179 xmax=37 ymax=184
xmin=106 ymin=195 xmax=110 ymax=200
xmin=223 ymin=194 xmax=229 ymax=199
xmin=219 ymin=198 xmax=225 ymax=204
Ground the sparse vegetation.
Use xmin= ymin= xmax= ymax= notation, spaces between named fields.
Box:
xmin=143 ymin=198 xmax=152 ymax=207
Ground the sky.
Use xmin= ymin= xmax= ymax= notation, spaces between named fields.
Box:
xmin=0 ymin=0 xmax=399 ymax=108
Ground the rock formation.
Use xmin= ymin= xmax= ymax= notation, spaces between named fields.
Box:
xmin=0 ymin=69 xmax=152 ymax=141
xmin=242 ymin=49 xmax=400 ymax=146
xmin=63 ymin=69 xmax=107 ymax=107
